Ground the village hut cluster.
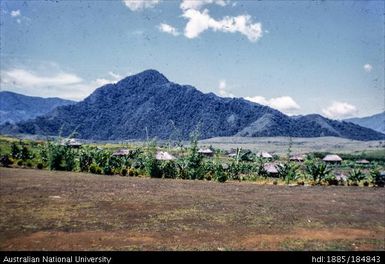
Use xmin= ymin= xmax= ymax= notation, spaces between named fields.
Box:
xmin=59 ymin=139 xmax=380 ymax=181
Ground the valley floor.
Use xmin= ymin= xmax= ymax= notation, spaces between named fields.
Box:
xmin=0 ymin=168 xmax=384 ymax=251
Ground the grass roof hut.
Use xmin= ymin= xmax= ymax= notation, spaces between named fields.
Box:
xmin=198 ymin=148 xmax=214 ymax=157
xmin=257 ymin=152 xmax=273 ymax=159
xmin=264 ymin=163 xmax=279 ymax=177
xmin=156 ymin=151 xmax=176 ymax=161
xmin=323 ymin=154 xmax=342 ymax=164
xmin=112 ymin=148 xmax=131 ymax=156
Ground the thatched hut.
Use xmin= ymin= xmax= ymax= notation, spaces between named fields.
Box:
xmin=156 ymin=151 xmax=176 ymax=161
xmin=112 ymin=148 xmax=131 ymax=156
xmin=198 ymin=148 xmax=214 ymax=157
xmin=290 ymin=154 xmax=305 ymax=162
xmin=323 ymin=154 xmax=342 ymax=164
xmin=356 ymin=159 xmax=370 ymax=165
xmin=264 ymin=163 xmax=279 ymax=176
xmin=257 ymin=152 xmax=273 ymax=159
xmin=61 ymin=138 xmax=82 ymax=148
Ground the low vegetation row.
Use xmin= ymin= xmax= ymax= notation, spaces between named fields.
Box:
xmin=0 ymin=135 xmax=384 ymax=187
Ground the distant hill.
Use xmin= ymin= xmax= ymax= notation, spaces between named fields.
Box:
xmin=0 ymin=91 xmax=75 ymax=124
xmin=1 ymin=70 xmax=384 ymax=141
xmin=344 ymin=112 xmax=385 ymax=134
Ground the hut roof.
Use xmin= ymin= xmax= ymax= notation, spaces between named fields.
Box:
xmin=290 ymin=154 xmax=305 ymax=161
xmin=323 ymin=154 xmax=342 ymax=162
xmin=264 ymin=163 xmax=278 ymax=174
xmin=257 ymin=152 xmax=273 ymax=159
xmin=156 ymin=151 xmax=176 ymax=161
xmin=198 ymin=148 xmax=214 ymax=154
xmin=112 ymin=148 xmax=130 ymax=156
xmin=356 ymin=159 xmax=370 ymax=164
xmin=61 ymin=138 xmax=82 ymax=147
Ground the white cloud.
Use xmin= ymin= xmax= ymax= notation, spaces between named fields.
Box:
xmin=218 ymin=79 xmax=234 ymax=97
xmin=158 ymin=23 xmax=180 ymax=36
xmin=2 ymin=69 xmax=83 ymax=87
xmin=1 ymin=67 xmax=124 ymax=101
xmin=182 ymin=9 xmax=262 ymax=42
xmin=180 ymin=0 xmax=228 ymax=11
xmin=122 ymin=0 xmax=160 ymax=11
xmin=108 ymin=71 xmax=122 ymax=80
xmin=245 ymin=96 xmax=300 ymax=113
xmin=10 ymin=10 xmax=20 ymax=17
xmin=322 ymin=101 xmax=358 ymax=119
xmin=363 ymin=64 xmax=373 ymax=73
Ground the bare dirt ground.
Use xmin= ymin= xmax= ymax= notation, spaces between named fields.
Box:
xmin=0 ymin=168 xmax=384 ymax=251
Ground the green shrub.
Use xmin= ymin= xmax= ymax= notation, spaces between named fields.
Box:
xmin=306 ymin=162 xmax=331 ymax=184
xmin=26 ymin=160 xmax=33 ymax=167
xmin=324 ymin=175 xmax=338 ymax=186
xmin=348 ymin=169 xmax=366 ymax=185
xmin=121 ymin=168 xmax=128 ymax=176
xmin=17 ymin=160 xmax=23 ymax=166
xmin=79 ymin=149 xmax=93 ymax=172
xmin=20 ymin=145 xmax=32 ymax=161
xmin=36 ymin=163 xmax=44 ymax=170
xmin=89 ymin=163 xmax=102 ymax=174
xmin=159 ymin=161 xmax=177 ymax=179
xmin=277 ymin=162 xmax=300 ymax=184
xmin=127 ymin=168 xmax=135 ymax=176
xmin=10 ymin=143 xmax=20 ymax=159
xmin=103 ymin=165 xmax=113 ymax=175
xmin=45 ymin=142 xmax=75 ymax=171
xmin=0 ymin=155 xmax=12 ymax=167
xmin=186 ymin=131 xmax=204 ymax=180
xmin=370 ymin=169 xmax=385 ymax=187
xmin=142 ymin=141 xmax=161 ymax=178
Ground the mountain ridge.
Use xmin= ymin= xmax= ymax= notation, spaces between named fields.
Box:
xmin=0 ymin=91 xmax=75 ymax=125
xmin=1 ymin=70 xmax=384 ymax=141
xmin=344 ymin=112 xmax=385 ymax=134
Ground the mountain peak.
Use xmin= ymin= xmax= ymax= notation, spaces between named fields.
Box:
xmin=120 ymin=69 xmax=169 ymax=86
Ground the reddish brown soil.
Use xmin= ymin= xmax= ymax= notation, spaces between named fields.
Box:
xmin=1 ymin=168 xmax=384 ymax=250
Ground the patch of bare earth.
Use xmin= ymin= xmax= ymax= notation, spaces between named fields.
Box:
xmin=0 ymin=168 xmax=384 ymax=250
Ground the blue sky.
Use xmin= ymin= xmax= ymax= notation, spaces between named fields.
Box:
xmin=0 ymin=0 xmax=384 ymax=119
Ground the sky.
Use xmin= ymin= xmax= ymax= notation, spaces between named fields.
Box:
xmin=0 ymin=0 xmax=384 ymax=119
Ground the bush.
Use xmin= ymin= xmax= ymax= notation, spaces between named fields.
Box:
xmin=10 ymin=143 xmax=20 ymax=159
xmin=186 ymin=131 xmax=204 ymax=180
xmin=159 ymin=161 xmax=177 ymax=179
xmin=324 ymin=175 xmax=338 ymax=186
xmin=103 ymin=165 xmax=113 ymax=175
xmin=348 ymin=169 xmax=366 ymax=185
xmin=79 ymin=149 xmax=93 ymax=172
xmin=306 ymin=162 xmax=331 ymax=184
xmin=36 ymin=163 xmax=44 ymax=169
xmin=370 ymin=169 xmax=385 ymax=187
xmin=20 ymin=145 xmax=32 ymax=161
xmin=143 ymin=141 xmax=161 ymax=178
xmin=213 ymin=164 xmax=227 ymax=183
xmin=17 ymin=160 xmax=23 ymax=166
xmin=121 ymin=168 xmax=128 ymax=176
xmin=89 ymin=163 xmax=102 ymax=174
xmin=44 ymin=143 xmax=75 ymax=171
xmin=26 ymin=160 xmax=33 ymax=167
xmin=0 ymin=155 xmax=12 ymax=167
xmin=277 ymin=162 xmax=300 ymax=184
